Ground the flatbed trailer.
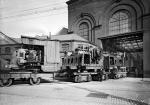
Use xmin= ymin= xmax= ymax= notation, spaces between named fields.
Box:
xmin=0 ymin=70 xmax=55 ymax=87
xmin=0 ymin=38 xmax=60 ymax=87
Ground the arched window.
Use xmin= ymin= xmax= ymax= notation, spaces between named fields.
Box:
xmin=79 ymin=22 xmax=89 ymax=40
xmin=109 ymin=11 xmax=130 ymax=35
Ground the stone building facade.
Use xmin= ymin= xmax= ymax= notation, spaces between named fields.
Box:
xmin=66 ymin=0 xmax=150 ymax=78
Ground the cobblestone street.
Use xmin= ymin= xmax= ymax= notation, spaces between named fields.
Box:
xmin=0 ymin=78 xmax=150 ymax=105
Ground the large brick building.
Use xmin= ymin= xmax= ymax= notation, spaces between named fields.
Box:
xmin=66 ymin=0 xmax=150 ymax=79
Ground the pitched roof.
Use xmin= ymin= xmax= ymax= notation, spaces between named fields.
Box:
xmin=56 ymin=27 xmax=68 ymax=35
xmin=0 ymin=32 xmax=19 ymax=44
xmin=51 ymin=34 xmax=88 ymax=42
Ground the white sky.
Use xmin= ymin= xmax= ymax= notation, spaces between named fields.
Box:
xmin=0 ymin=0 xmax=68 ymax=38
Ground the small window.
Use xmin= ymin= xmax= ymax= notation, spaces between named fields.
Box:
xmin=5 ymin=47 xmax=11 ymax=54
xmin=29 ymin=39 xmax=33 ymax=44
xmin=62 ymin=58 xmax=64 ymax=64
xmin=76 ymin=58 xmax=78 ymax=63
xmin=115 ymin=60 xmax=117 ymax=64
xmin=110 ymin=57 xmax=114 ymax=65
xmin=84 ymin=54 xmax=90 ymax=64
xmin=119 ymin=59 xmax=122 ymax=64
xmin=68 ymin=59 xmax=70 ymax=64
xmin=78 ymin=44 xmax=83 ymax=50
xmin=62 ymin=43 xmax=69 ymax=52
xmin=19 ymin=52 xmax=24 ymax=57
xmin=71 ymin=58 xmax=73 ymax=64
xmin=79 ymin=56 xmax=82 ymax=64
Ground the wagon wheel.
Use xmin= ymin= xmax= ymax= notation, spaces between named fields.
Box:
xmin=0 ymin=79 xmax=13 ymax=87
xmin=29 ymin=77 xmax=41 ymax=85
xmin=74 ymin=75 xmax=81 ymax=83
xmin=87 ymin=75 xmax=92 ymax=82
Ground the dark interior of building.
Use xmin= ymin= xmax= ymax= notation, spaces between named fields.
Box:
xmin=100 ymin=31 xmax=143 ymax=77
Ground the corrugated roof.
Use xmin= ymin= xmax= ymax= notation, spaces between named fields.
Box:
xmin=51 ymin=34 xmax=88 ymax=42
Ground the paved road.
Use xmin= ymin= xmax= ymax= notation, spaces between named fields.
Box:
xmin=0 ymin=78 xmax=150 ymax=105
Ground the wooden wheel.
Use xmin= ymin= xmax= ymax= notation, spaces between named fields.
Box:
xmin=29 ymin=77 xmax=41 ymax=85
xmin=0 ymin=79 xmax=13 ymax=87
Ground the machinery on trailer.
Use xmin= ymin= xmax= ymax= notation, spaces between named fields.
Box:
xmin=103 ymin=53 xmax=127 ymax=79
xmin=59 ymin=45 xmax=106 ymax=83
xmin=0 ymin=38 xmax=60 ymax=87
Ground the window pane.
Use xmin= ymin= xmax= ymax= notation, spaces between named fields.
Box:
xmin=109 ymin=11 xmax=130 ymax=35
xmin=79 ymin=22 xmax=89 ymax=40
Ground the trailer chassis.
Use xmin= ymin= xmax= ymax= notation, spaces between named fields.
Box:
xmin=0 ymin=70 xmax=55 ymax=87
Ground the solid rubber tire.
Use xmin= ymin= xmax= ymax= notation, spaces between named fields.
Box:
xmin=29 ymin=77 xmax=41 ymax=85
xmin=0 ymin=79 xmax=13 ymax=87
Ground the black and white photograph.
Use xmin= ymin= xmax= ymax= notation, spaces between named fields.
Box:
xmin=0 ymin=0 xmax=150 ymax=105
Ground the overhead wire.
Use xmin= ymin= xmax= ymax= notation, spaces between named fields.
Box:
xmin=0 ymin=6 xmax=67 ymax=20
xmin=0 ymin=0 xmax=68 ymax=23
xmin=0 ymin=0 xmax=67 ymax=10
xmin=0 ymin=1 xmax=67 ymax=20
xmin=1 ymin=1 xmax=66 ymax=13
xmin=0 ymin=10 xmax=68 ymax=23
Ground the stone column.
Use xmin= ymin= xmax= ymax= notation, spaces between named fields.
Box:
xmin=143 ymin=14 xmax=150 ymax=80
xmin=143 ymin=30 xmax=150 ymax=78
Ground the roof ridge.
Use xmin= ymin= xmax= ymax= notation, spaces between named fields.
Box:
xmin=0 ymin=31 xmax=19 ymax=44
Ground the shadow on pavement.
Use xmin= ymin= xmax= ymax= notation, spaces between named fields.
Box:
xmin=87 ymin=92 xmax=109 ymax=98
xmin=70 ymin=85 xmax=149 ymax=105
xmin=87 ymin=92 xmax=148 ymax=105
xmin=12 ymin=79 xmax=55 ymax=86
xmin=10 ymin=79 xmax=74 ymax=86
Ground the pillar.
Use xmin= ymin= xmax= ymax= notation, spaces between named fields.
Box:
xmin=143 ymin=14 xmax=150 ymax=79
xmin=143 ymin=31 xmax=150 ymax=78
